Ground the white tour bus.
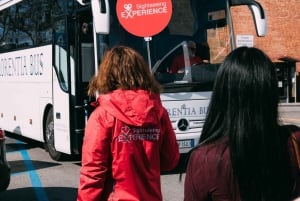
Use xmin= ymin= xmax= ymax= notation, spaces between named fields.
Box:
xmin=0 ymin=0 xmax=266 ymax=160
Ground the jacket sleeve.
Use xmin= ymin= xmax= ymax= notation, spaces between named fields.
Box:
xmin=77 ymin=108 xmax=112 ymax=201
xmin=159 ymin=109 xmax=180 ymax=171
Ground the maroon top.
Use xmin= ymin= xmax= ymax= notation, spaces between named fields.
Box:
xmin=184 ymin=132 xmax=300 ymax=201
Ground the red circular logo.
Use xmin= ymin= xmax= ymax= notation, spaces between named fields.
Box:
xmin=116 ymin=0 xmax=172 ymax=37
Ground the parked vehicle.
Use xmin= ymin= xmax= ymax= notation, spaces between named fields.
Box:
xmin=0 ymin=128 xmax=10 ymax=191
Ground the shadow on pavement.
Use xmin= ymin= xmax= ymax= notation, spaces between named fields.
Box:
xmin=6 ymin=142 xmax=40 ymax=152
xmin=0 ymin=187 xmax=78 ymax=201
xmin=5 ymin=132 xmax=44 ymax=149
xmin=9 ymin=160 xmax=61 ymax=174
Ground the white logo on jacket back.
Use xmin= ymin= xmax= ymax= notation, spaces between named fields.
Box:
xmin=118 ymin=125 xmax=160 ymax=143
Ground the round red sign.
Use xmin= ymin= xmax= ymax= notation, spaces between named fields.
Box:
xmin=116 ymin=0 xmax=172 ymax=37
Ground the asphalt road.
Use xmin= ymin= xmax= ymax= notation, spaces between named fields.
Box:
xmin=279 ymin=103 xmax=300 ymax=126
xmin=0 ymin=134 xmax=186 ymax=201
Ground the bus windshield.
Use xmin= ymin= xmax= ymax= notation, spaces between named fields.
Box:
xmin=95 ymin=0 xmax=240 ymax=92
xmin=90 ymin=0 xmax=266 ymax=153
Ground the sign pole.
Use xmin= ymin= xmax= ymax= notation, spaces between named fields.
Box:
xmin=144 ymin=36 xmax=152 ymax=69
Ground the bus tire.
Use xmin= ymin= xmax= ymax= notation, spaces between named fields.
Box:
xmin=45 ymin=108 xmax=63 ymax=161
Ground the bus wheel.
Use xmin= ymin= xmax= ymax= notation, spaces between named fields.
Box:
xmin=45 ymin=109 xmax=62 ymax=161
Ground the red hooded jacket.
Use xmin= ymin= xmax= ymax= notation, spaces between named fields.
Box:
xmin=77 ymin=89 xmax=180 ymax=201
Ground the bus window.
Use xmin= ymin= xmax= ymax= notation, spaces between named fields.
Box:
xmin=81 ymin=42 xmax=95 ymax=83
xmin=0 ymin=0 xmax=56 ymax=51
xmin=54 ymin=19 xmax=68 ymax=91
xmin=153 ymin=41 xmax=218 ymax=89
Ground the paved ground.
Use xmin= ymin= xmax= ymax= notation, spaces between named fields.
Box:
xmin=279 ymin=103 xmax=300 ymax=126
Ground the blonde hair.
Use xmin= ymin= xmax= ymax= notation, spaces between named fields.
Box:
xmin=88 ymin=46 xmax=161 ymax=96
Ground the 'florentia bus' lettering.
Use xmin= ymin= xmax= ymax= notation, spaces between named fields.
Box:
xmin=166 ymin=104 xmax=208 ymax=117
xmin=0 ymin=53 xmax=44 ymax=77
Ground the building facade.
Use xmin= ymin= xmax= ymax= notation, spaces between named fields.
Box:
xmin=232 ymin=0 xmax=300 ymax=62
xmin=231 ymin=0 xmax=300 ymax=102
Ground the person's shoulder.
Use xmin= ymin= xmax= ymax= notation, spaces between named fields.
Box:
xmin=281 ymin=125 xmax=300 ymax=138
xmin=191 ymin=137 xmax=229 ymax=158
xmin=187 ymin=137 xmax=230 ymax=170
xmin=287 ymin=125 xmax=300 ymax=142
xmin=283 ymin=124 xmax=300 ymax=131
xmin=88 ymin=104 xmax=115 ymax=127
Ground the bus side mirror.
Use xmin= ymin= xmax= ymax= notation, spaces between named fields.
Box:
xmin=91 ymin=0 xmax=110 ymax=34
xmin=77 ymin=0 xmax=90 ymax=5
xmin=249 ymin=3 xmax=267 ymax=36
xmin=230 ymin=0 xmax=267 ymax=37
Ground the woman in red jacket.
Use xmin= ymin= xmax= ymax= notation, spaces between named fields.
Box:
xmin=184 ymin=46 xmax=300 ymax=201
xmin=77 ymin=46 xmax=180 ymax=201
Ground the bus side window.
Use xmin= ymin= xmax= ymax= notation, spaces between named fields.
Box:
xmin=53 ymin=19 xmax=69 ymax=91
xmin=81 ymin=43 xmax=95 ymax=82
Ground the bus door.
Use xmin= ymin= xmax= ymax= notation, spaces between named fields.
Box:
xmin=51 ymin=17 xmax=72 ymax=159
xmin=71 ymin=10 xmax=96 ymax=153
xmin=51 ymin=9 xmax=96 ymax=160
xmin=77 ymin=11 xmax=95 ymax=89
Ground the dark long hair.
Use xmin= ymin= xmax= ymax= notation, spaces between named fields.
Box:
xmin=200 ymin=47 xmax=293 ymax=201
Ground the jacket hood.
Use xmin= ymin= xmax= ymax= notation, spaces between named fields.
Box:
xmin=97 ymin=89 xmax=164 ymax=126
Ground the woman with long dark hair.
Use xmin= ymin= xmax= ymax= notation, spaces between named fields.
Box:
xmin=184 ymin=46 xmax=300 ymax=201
